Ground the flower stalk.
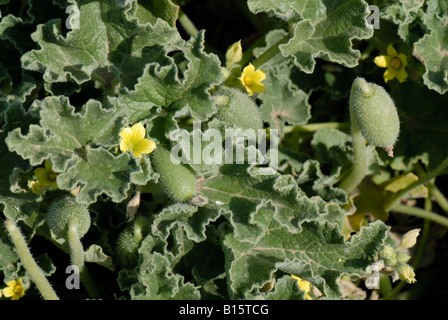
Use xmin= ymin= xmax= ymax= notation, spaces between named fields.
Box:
xmin=5 ymin=219 xmax=59 ymax=300
xmin=338 ymin=113 xmax=368 ymax=194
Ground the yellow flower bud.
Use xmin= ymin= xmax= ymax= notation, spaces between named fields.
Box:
xmin=399 ymin=228 xmax=420 ymax=249
xmin=381 ymin=245 xmax=395 ymax=259
xmin=396 ymin=252 xmax=411 ymax=264
xmin=226 ymin=40 xmax=243 ymax=68
xmin=397 ymin=264 xmax=416 ymax=284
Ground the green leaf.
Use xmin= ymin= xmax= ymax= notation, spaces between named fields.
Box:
xmin=220 ymin=218 xmax=388 ymax=299
xmin=111 ymin=31 xmax=223 ymax=121
xmin=264 ymin=275 xmax=307 ymax=300
xmin=0 ymin=102 xmax=40 ymax=221
xmin=381 ymin=0 xmax=425 ymax=44
xmin=56 ymin=147 xmax=145 ymax=204
xmin=199 ymin=165 xmax=326 ymax=241
xmin=6 ymin=96 xmax=123 ymax=171
xmin=124 ymin=235 xmax=201 ymax=300
xmin=389 ymin=81 xmax=448 ymax=171
xmin=136 ymin=0 xmax=179 ymax=27
xmin=0 ymin=233 xmax=21 ymax=281
xmin=21 ymin=0 xmax=181 ymax=87
xmin=151 ymin=203 xmax=221 ymax=243
xmin=84 ymin=244 xmax=115 ymax=271
xmin=247 ymin=0 xmax=374 ymax=73
xmin=5 ymin=96 xmax=153 ymax=205
xmin=259 ymin=69 xmax=311 ymax=138
xmin=413 ymin=13 xmax=448 ymax=94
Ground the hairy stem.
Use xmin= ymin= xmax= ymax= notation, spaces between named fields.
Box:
xmin=385 ymin=156 xmax=448 ymax=211
xmin=5 ymin=219 xmax=59 ymax=300
xmin=390 ymin=204 xmax=448 ymax=229
xmin=67 ymin=217 xmax=102 ymax=299
xmin=178 ymin=8 xmax=199 ymax=36
xmin=251 ymin=34 xmax=289 ymax=69
xmin=338 ymin=114 xmax=368 ymax=194
xmin=67 ymin=217 xmax=84 ymax=272
xmin=283 ymin=122 xmax=350 ymax=134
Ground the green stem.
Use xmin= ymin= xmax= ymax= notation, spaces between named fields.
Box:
xmin=385 ymin=156 xmax=448 ymax=211
xmin=379 ymin=274 xmax=393 ymax=297
xmin=383 ymin=201 xmax=432 ymax=300
xmin=251 ymin=34 xmax=289 ymax=69
xmin=239 ymin=35 xmax=268 ymax=69
xmin=390 ymin=204 xmax=448 ymax=229
xmin=178 ymin=8 xmax=199 ymax=36
xmin=283 ymin=122 xmax=350 ymax=134
xmin=427 ymin=182 xmax=448 ymax=215
xmin=360 ymin=43 xmax=375 ymax=60
xmin=338 ymin=114 xmax=368 ymax=194
xmin=68 ymin=217 xmax=84 ymax=272
xmin=5 ymin=220 xmax=59 ymax=300
xmin=415 ymin=163 xmax=448 ymax=215
xmin=67 ymin=217 xmax=102 ymax=299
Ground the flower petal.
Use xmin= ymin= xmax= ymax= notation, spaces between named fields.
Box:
xmin=384 ymin=67 xmax=397 ymax=82
xmin=387 ymin=44 xmax=398 ymax=57
xmin=34 ymin=168 xmax=52 ymax=186
xmin=374 ymin=55 xmax=390 ymax=68
xmin=44 ymin=160 xmax=52 ymax=171
xmin=2 ymin=286 xmax=15 ymax=298
xmin=398 ymin=53 xmax=408 ymax=67
xmin=133 ymin=139 xmax=156 ymax=157
xmin=130 ymin=122 xmax=146 ymax=142
xmin=396 ymin=67 xmax=407 ymax=83
xmin=242 ymin=63 xmax=255 ymax=75
xmin=248 ymin=82 xmax=265 ymax=94
xmin=251 ymin=69 xmax=266 ymax=83
xmin=34 ymin=167 xmax=48 ymax=179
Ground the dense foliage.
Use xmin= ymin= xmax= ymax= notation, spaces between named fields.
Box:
xmin=0 ymin=0 xmax=447 ymax=300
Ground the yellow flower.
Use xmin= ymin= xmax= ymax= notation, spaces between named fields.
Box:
xmin=291 ymin=275 xmax=312 ymax=300
xmin=239 ymin=63 xmax=266 ymax=96
xmin=374 ymin=44 xmax=408 ymax=83
xmin=28 ymin=180 xmax=47 ymax=195
xmin=34 ymin=160 xmax=57 ymax=188
xmin=2 ymin=278 xmax=26 ymax=300
xmin=119 ymin=122 xmax=156 ymax=158
xmin=226 ymin=40 xmax=243 ymax=68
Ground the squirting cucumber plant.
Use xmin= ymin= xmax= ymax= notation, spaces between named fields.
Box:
xmin=1 ymin=0 xmax=448 ymax=303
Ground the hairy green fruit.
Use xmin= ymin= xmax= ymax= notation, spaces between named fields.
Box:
xmin=116 ymin=227 xmax=139 ymax=268
xmin=47 ymin=196 xmax=91 ymax=239
xmin=213 ymin=87 xmax=263 ymax=131
xmin=350 ymin=77 xmax=400 ymax=152
xmin=151 ymin=146 xmax=197 ymax=202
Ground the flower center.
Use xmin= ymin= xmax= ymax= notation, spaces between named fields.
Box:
xmin=14 ymin=285 xmax=22 ymax=294
xmin=390 ymin=57 xmax=402 ymax=69
xmin=49 ymin=171 xmax=57 ymax=181
xmin=243 ymin=76 xmax=253 ymax=86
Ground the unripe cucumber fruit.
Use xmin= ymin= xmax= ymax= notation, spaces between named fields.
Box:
xmin=47 ymin=195 xmax=91 ymax=239
xmin=116 ymin=227 xmax=139 ymax=268
xmin=213 ymin=87 xmax=263 ymax=131
xmin=116 ymin=216 xmax=151 ymax=268
xmin=151 ymin=146 xmax=197 ymax=202
xmin=349 ymin=78 xmax=400 ymax=148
